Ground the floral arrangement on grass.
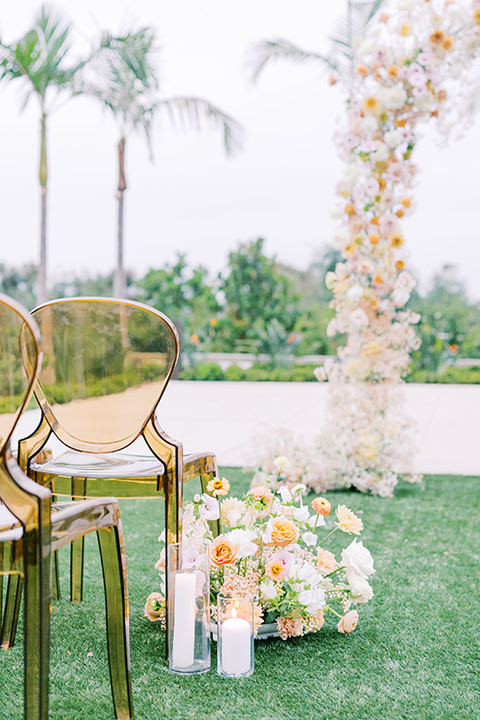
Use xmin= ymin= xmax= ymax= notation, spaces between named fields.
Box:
xmin=146 ymin=459 xmax=375 ymax=639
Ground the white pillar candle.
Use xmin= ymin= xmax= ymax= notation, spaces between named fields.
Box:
xmin=172 ymin=572 xmax=196 ymax=668
xmin=221 ymin=617 xmax=251 ymax=675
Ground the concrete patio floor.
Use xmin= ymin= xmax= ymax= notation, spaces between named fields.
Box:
xmin=10 ymin=382 xmax=480 ymax=476
xmin=156 ymin=381 xmax=479 ymax=475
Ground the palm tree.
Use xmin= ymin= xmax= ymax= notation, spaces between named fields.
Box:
xmin=86 ymin=29 xmax=244 ymax=299
xmin=248 ymin=1 xmax=385 ymax=87
xmin=0 ymin=5 xmax=84 ymax=304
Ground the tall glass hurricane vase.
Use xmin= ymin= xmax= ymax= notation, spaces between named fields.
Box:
xmin=167 ymin=542 xmax=210 ymax=674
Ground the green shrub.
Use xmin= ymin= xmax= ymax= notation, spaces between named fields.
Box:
xmin=225 ymin=364 xmax=247 ymax=381
xmin=191 ymin=362 xmax=225 ymax=381
xmin=406 ymin=365 xmax=480 ymax=384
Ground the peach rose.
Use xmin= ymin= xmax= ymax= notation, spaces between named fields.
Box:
xmin=144 ymin=592 xmax=164 ymax=622
xmin=311 ymin=497 xmax=332 ymax=516
xmin=249 ymin=486 xmax=273 ymax=503
xmin=316 ymin=547 xmax=337 ymax=575
xmin=210 ymin=536 xmax=238 ymax=566
xmin=337 ymin=610 xmax=359 ymax=634
xmin=270 ymin=517 xmax=299 ymax=547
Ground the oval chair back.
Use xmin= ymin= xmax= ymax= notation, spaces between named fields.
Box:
xmin=0 ymin=292 xmax=42 ymax=456
xmin=28 ymin=297 xmax=179 ymax=453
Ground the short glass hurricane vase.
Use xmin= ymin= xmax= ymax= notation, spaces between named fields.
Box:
xmin=217 ymin=594 xmax=254 ymax=678
xmin=167 ymin=542 xmax=211 ymax=674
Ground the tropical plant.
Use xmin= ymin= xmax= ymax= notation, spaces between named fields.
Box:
xmin=216 ymin=238 xmax=300 ymax=352
xmin=136 ymin=253 xmax=220 ymax=347
xmin=85 ymin=28 xmax=244 ymax=298
xmin=0 ymin=5 xmax=84 ymax=304
xmin=248 ymin=1 xmax=385 ymax=83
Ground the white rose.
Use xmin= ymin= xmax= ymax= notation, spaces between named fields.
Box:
xmin=341 ymin=539 xmax=375 ymax=581
xmin=350 ymin=578 xmax=374 ymax=605
xmin=333 ymin=227 xmax=351 ymax=250
xmin=357 ymin=38 xmax=375 ymax=55
xmin=395 ymin=271 xmax=416 ymax=294
xmin=226 ymin=528 xmax=257 ymax=558
xmin=343 ymin=164 xmax=360 ymax=183
xmin=298 ymin=587 xmax=325 ymax=615
xmin=347 ymin=284 xmax=364 ymax=302
xmin=392 ymin=288 xmax=410 ymax=308
xmin=415 ymin=93 xmax=436 ymax=113
xmin=372 ymin=141 xmax=389 ymax=162
xmin=325 ymin=271 xmax=336 ymax=290
xmin=382 ymin=85 xmax=407 ymax=110
xmin=384 ymin=130 xmax=402 ymax=148
xmin=359 ymin=115 xmax=378 ymax=135
xmin=349 ymin=308 xmax=369 ymax=329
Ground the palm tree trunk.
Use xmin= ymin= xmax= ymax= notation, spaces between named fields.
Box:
xmin=114 ymin=137 xmax=127 ymax=298
xmin=38 ymin=112 xmax=48 ymax=305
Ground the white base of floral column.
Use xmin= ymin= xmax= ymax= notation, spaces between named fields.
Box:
xmin=210 ymin=621 xmax=279 ymax=641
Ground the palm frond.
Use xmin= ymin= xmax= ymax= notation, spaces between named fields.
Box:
xmin=247 ymin=38 xmax=338 ymax=83
xmin=99 ymin=28 xmax=159 ymax=91
xmin=157 ymin=96 xmax=244 ymax=155
xmin=0 ymin=3 xmax=76 ymax=108
xmin=330 ymin=0 xmax=386 ymax=63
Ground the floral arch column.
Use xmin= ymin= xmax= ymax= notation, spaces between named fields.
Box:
xmin=317 ymin=0 xmax=480 ymax=495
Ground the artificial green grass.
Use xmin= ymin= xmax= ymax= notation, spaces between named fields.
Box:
xmin=1 ymin=472 xmax=479 ymax=720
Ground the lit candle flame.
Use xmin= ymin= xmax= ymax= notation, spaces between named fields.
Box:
xmin=232 ymin=600 xmax=240 ymax=619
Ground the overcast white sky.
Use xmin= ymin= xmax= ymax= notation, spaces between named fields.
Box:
xmin=0 ymin=0 xmax=479 ymax=299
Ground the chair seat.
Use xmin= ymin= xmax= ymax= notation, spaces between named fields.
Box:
xmin=0 ymin=503 xmax=23 ymax=541
xmin=31 ymin=450 xmax=166 ymax=479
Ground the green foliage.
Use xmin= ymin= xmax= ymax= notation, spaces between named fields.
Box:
xmin=0 ymin=263 xmax=37 ymax=310
xmin=216 ymin=238 xmax=301 ymax=352
xmin=407 ymin=365 xmax=480 ymax=384
xmin=136 ymin=254 xmax=220 ymax=348
xmin=179 ymin=362 xmax=319 ymax=382
xmin=224 ymin=364 xmax=247 ymax=381
xmin=51 ymin=272 xmax=116 ymax=299
xmin=256 ymin=319 xmax=302 ymax=368
xmin=180 ymin=361 xmax=225 ymax=381
xmin=409 ymin=267 xmax=480 ymax=371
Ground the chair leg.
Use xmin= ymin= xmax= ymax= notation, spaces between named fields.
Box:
xmin=0 ymin=544 xmax=3 ymax=629
xmin=97 ymin=523 xmax=133 ymax=720
xmin=52 ymin=550 xmax=60 ymax=601
xmin=70 ymin=477 xmax=86 ymax=602
xmin=49 ymin=478 xmax=61 ymax=601
xmin=23 ymin=529 xmax=51 ymax=720
xmin=1 ymin=573 xmax=23 ymax=649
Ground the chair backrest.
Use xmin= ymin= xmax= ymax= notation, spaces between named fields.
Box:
xmin=0 ymin=293 xmax=42 ymax=455
xmin=29 ymin=297 xmax=179 ymax=453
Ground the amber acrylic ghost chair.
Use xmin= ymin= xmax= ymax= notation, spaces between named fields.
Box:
xmin=13 ymin=298 xmax=218 ymax=607
xmin=0 ymin=293 xmax=133 ymax=720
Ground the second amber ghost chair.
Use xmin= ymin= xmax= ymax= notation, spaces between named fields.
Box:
xmin=0 ymin=292 xmax=133 ymax=720
xmin=11 ymin=297 xmax=217 ymax=608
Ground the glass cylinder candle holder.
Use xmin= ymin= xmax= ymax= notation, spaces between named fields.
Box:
xmin=167 ymin=542 xmax=210 ymax=674
xmin=217 ymin=594 xmax=254 ymax=678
